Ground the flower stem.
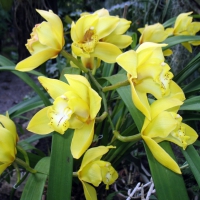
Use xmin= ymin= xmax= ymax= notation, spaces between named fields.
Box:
xmin=88 ymin=71 xmax=115 ymax=130
xmin=16 ymin=144 xmax=30 ymax=165
xmin=102 ymin=80 xmax=129 ymax=92
xmin=14 ymin=158 xmax=37 ymax=173
xmin=95 ymin=112 xmax=108 ymax=123
xmin=113 ymin=130 xmax=142 ymax=142
xmin=60 ymin=50 xmax=88 ymax=73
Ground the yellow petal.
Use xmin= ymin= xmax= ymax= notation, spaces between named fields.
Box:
xmin=64 ymin=74 xmax=90 ymax=103
xmin=88 ymin=88 xmax=101 ymax=119
xmin=104 ymin=34 xmax=132 ymax=49
xmin=0 ymin=115 xmax=18 ymax=142
xmin=80 ymin=146 xmax=114 ymax=169
xmin=36 ymin=9 xmax=64 ymax=47
xmin=143 ymin=135 xmax=181 ymax=174
xmin=27 ymin=107 xmax=53 ymax=134
xmin=129 ymin=78 xmax=151 ymax=120
xmin=111 ymin=18 xmax=131 ymax=35
xmin=74 ymin=14 xmax=99 ymax=41
xmin=81 ymin=181 xmax=97 ymax=200
xmin=38 ymin=76 xmax=72 ymax=100
xmin=0 ymin=127 xmax=16 ymax=162
xmin=168 ymin=81 xmax=185 ymax=102
xmin=71 ymin=42 xmax=89 ymax=58
xmin=182 ymin=42 xmax=192 ymax=53
xmin=15 ymin=48 xmax=57 ymax=71
xmin=36 ymin=22 xmax=61 ymax=50
xmin=92 ymin=42 xmax=122 ymax=63
xmin=183 ymin=123 xmax=198 ymax=145
xmin=96 ymin=16 xmax=119 ymax=39
xmin=71 ymin=120 xmax=95 ymax=159
xmin=163 ymin=49 xmax=173 ymax=56
xmin=150 ymin=97 xmax=183 ymax=119
xmin=142 ymin=111 xmax=177 ymax=138
xmin=80 ymin=162 xmax=102 ymax=186
xmin=116 ymin=50 xmax=137 ymax=77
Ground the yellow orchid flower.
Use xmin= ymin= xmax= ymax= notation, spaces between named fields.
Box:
xmin=138 ymin=23 xmax=173 ymax=56
xmin=27 ymin=74 xmax=101 ymax=159
xmin=141 ymin=98 xmax=198 ymax=174
xmin=71 ymin=9 xmax=132 ymax=69
xmin=172 ymin=12 xmax=200 ymax=52
xmin=116 ymin=42 xmax=185 ymax=120
xmin=138 ymin=23 xmax=173 ymax=44
xmin=77 ymin=146 xmax=118 ymax=200
xmin=0 ymin=114 xmax=19 ymax=175
xmin=16 ymin=9 xmax=64 ymax=71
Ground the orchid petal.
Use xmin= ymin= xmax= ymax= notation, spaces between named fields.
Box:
xmin=96 ymin=16 xmax=119 ymax=39
xmin=38 ymin=76 xmax=72 ymax=100
xmin=15 ymin=48 xmax=57 ymax=71
xmin=116 ymin=50 xmax=137 ymax=77
xmin=81 ymin=181 xmax=97 ymax=200
xmin=104 ymin=34 xmax=132 ymax=49
xmin=143 ymin=135 xmax=181 ymax=174
xmin=27 ymin=107 xmax=53 ymax=134
xmin=80 ymin=146 xmax=114 ymax=169
xmin=71 ymin=120 xmax=95 ymax=159
xmin=92 ymin=42 xmax=122 ymax=63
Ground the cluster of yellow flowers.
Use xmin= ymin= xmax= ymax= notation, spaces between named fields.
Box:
xmin=1 ymin=8 xmax=199 ymax=200
xmin=138 ymin=12 xmax=200 ymax=54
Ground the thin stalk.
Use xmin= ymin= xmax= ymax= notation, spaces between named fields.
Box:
xmin=113 ymin=130 xmax=142 ymax=142
xmin=60 ymin=50 xmax=88 ymax=73
xmin=102 ymin=80 xmax=129 ymax=92
xmin=95 ymin=112 xmax=108 ymax=123
xmin=14 ymin=158 xmax=37 ymax=173
xmin=17 ymin=145 xmax=30 ymax=165
xmin=88 ymin=71 xmax=115 ymax=130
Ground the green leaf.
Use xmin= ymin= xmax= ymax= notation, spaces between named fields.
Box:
xmin=162 ymin=35 xmax=200 ymax=50
xmin=105 ymin=74 xmax=144 ymax=131
xmin=8 ymin=95 xmax=44 ymax=118
xmin=47 ymin=130 xmax=74 ymax=200
xmin=180 ymin=96 xmax=200 ymax=111
xmin=60 ymin=67 xmax=81 ymax=82
xmin=145 ymin=142 xmax=189 ymax=200
xmin=183 ymin=77 xmax=200 ymax=94
xmin=181 ymin=145 xmax=200 ymax=187
xmin=174 ymin=52 xmax=200 ymax=84
xmin=20 ymin=157 xmax=50 ymax=200
xmin=163 ymin=17 xmax=176 ymax=27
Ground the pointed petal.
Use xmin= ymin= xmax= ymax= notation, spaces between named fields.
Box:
xmin=104 ymin=34 xmax=132 ymax=49
xmin=64 ymin=74 xmax=90 ymax=103
xmin=150 ymin=97 xmax=183 ymax=119
xmin=15 ymin=48 xmax=57 ymax=71
xmin=36 ymin=9 xmax=64 ymax=47
xmin=116 ymin=50 xmax=137 ymax=77
xmin=0 ymin=115 xmax=18 ymax=142
xmin=36 ymin=22 xmax=61 ymax=50
xmin=71 ymin=120 xmax=95 ymax=159
xmin=143 ymin=135 xmax=181 ymax=174
xmin=143 ymin=111 xmax=177 ymax=138
xmin=92 ymin=42 xmax=122 ymax=63
xmin=27 ymin=107 xmax=53 ymax=134
xmin=80 ymin=162 xmax=102 ymax=186
xmin=129 ymin=77 xmax=151 ymax=120
xmin=80 ymin=146 xmax=114 ymax=169
xmin=96 ymin=16 xmax=119 ymax=39
xmin=74 ymin=14 xmax=99 ymax=41
xmin=183 ymin=123 xmax=198 ymax=145
xmin=168 ymin=81 xmax=185 ymax=101
xmin=88 ymin=88 xmax=101 ymax=119
xmin=38 ymin=76 xmax=72 ymax=100
xmin=111 ymin=18 xmax=131 ymax=35
xmin=182 ymin=42 xmax=192 ymax=53
xmin=163 ymin=49 xmax=173 ymax=56
xmin=81 ymin=181 xmax=97 ymax=200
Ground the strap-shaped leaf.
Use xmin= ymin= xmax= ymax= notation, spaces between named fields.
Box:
xmin=20 ymin=157 xmax=50 ymax=200
xmin=180 ymin=96 xmax=200 ymax=111
xmin=181 ymin=145 xmax=200 ymax=187
xmin=47 ymin=130 xmax=74 ymax=200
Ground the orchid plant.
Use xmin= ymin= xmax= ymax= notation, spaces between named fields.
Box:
xmin=1 ymin=7 xmax=200 ymax=200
